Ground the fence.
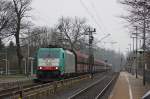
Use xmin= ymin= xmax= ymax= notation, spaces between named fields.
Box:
xmin=2 ymin=74 xmax=90 ymax=99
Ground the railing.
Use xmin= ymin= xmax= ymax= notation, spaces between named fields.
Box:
xmin=0 ymin=78 xmax=33 ymax=91
xmin=1 ymin=74 xmax=90 ymax=99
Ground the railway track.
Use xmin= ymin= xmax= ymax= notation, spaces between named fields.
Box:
xmin=0 ymin=74 xmax=90 ymax=99
xmin=0 ymin=72 xmax=115 ymax=99
xmin=68 ymin=73 xmax=118 ymax=99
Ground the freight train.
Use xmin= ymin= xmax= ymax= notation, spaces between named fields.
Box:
xmin=33 ymin=47 xmax=111 ymax=82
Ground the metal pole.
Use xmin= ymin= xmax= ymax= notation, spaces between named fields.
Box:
xmin=27 ymin=29 xmax=31 ymax=75
xmin=87 ymin=28 xmax=95 ymax=78
xmin=133 ymin=37 xmax=135 ymax=75
xmin=7 ymin=61 xmax=9 ymax=75
xmin=26 ymin=42 xmax=29 ymax=75
xmin=5 ymin=60 xmax=7 ymax=75
xmin=129 ymin=44 xmax=132 ymax=73
xmin=5 ymin=48 xmax=7 ymax=75
xmin=24 ymin=59 xmax=27 ymax=75
xmin=89 ymin=31 xmax=92 ymax=75
xmin=132 ymin=38 xmax=135 ymax=52
xmin=120 ymin=57 xmax=123 ymax=72
xmin=129 ymin=44 xmax=131 ymax=53
xmin=135 ymin=26 xmax=138 ymax=78
xmin=104 ymin=48 xmax=106 ymax=71
xmin=31 ymin=59 xmax=33 ymax=76
xmin=143 ymin=0 xmax=146 ymax=85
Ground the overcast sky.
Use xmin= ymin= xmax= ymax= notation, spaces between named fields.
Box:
xmin=31 ymin=0 xmax=131 ymax=55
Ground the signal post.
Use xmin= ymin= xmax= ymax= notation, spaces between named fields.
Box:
xmin=86 ymin=28 xmax=96 ymax=78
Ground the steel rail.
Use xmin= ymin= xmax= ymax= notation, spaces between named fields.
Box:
xmin=68 ymin=76 xmax=106 ymax=99
xmin=95 ymin=75 xmax=116 ymax=99
xmin=0 ymin=74 xmax=90 ymax=98
xmin=68 ymin=73 xmax=118 ymax=99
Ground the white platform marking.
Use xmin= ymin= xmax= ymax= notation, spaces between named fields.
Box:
xmin=125 ymin=73 xmax=133 ymax=99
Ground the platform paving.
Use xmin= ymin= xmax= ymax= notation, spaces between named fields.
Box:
xmin=109 ymin=72 xmax=150 ymax=99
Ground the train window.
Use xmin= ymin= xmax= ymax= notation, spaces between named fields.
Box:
xmin=39 ymin=50 xmax=59 ymax=58
xmin=62 ymin=53 xmax=64 ymax=58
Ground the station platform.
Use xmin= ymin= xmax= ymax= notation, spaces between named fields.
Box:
xmin=109 ymin=72 xmax=150 ymax=99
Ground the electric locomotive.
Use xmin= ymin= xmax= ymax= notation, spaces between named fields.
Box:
xmin=33 ymin=47 xmax=111 ymax=82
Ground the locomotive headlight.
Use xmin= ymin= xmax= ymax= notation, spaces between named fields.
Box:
xmin=40 ymin=67 xmax=42 ymax=69
xmin=56 ymin=67 xmax=58 ymax=69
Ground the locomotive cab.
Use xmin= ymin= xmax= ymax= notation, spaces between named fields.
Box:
xmin=36 ymin=48 xmax=65 ymax=81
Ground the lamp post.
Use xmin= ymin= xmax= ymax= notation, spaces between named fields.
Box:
xmin=138 ymin=49 xmax=144 ymax=83
xmin=131 ymin=36 xmax=135 ymax=75
xmin=128 ymin=43 xmax=134 ymax=74
xmin=126 ymin=47 xmax=132 ymax=73
xmin=142 ymin=0 xmax=146 ymax=86
xmin=132 ymin=26 xmax=139 ymax=78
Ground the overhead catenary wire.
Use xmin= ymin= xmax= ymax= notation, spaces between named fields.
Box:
xmin=87 ymin=0 xmax=111 ymax=35
xmin=79 ymin=0 xmax=114 ymax=44
xmin=79 ymin=0 xmax=104 ymax=33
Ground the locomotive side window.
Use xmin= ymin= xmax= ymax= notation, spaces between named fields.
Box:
xmin=62 ymin=53 xmax=64 ymax=58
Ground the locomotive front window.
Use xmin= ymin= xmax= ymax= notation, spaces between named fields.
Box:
xmin=38 ymin=49 xmax=60 ymax=67
xmin=39 ymin=51 xmax=59 ymax=58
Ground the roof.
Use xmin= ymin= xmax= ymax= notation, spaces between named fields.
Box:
xmin=76 ymin=51 xmax=88 ymax=59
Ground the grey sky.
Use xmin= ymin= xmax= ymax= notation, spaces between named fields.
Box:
xmin=31 ymin=0 xmax=130 ymax=54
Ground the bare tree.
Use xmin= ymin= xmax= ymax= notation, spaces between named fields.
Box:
xmin=120 ymin=0 xmax=150 ymax=48
xmin=0 ymin=0 xmax=14 ymax=38
xmin=56 ymin=17 xmax=89 ymax=50
xmin=20 ymin=26 xmax=47 ymax=56
xmin=11 ymin=0 xmax=32 ymax=73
